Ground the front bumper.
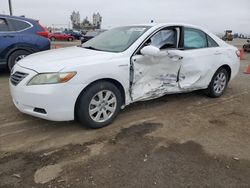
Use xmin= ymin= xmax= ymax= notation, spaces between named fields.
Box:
xmin=10 ymin=64 xmax=87 ymax=121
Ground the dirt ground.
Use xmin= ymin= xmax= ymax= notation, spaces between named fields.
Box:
xmin=0 ymin=39 xmax=250 ymax=188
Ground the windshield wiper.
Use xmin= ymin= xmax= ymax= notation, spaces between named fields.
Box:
xmin=83 ymin=46 xmax=102 ymax=51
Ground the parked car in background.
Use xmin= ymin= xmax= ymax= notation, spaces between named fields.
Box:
xmin=243 ymin=40 xmax=250 ymax=52
xmin=10 ymin=23 xmax=240 ymax=129
xmin=80 ymin=30 xmax=88 ymax=35
xmin=0 ymin=14 xmax=50 ymax=70
xmin=63 ymin=30 xmax=82 ymax=40
xmin=49 ymin=32 xmax=74 ymax=41
xmin=81 ymin=30 xmax=106 ymax=43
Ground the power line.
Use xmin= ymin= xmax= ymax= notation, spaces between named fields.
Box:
xmin=8 ymin=0 xmax=13 ymax=15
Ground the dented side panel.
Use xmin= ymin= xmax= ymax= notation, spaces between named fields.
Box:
xmin=178 ymin=48 xmax=221 ymax=89
xmin=131 ymin=52 xmax=183 ymax=101
xmin=131 ymin=48 xmax=222 ymax=102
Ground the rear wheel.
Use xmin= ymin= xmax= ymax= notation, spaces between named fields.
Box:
xmin=76 ymin=81 xmax=122 ymax=129
xmin=68 ymin=37 xmax=73 ymax=41
xmin=8 ymin=50 xmax=30 ymax=71
xmin=206 ymin=68 xmax=229 ymax=98
xmin=50 ymin=37 xmax=56 ymax=41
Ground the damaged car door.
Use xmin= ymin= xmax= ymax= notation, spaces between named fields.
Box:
xmin=131 ymin=27 xmax=184 ymax=101
xmin=130 ymin=26 xmax=223 ymax=101
xmin=178 ymin=27 xmax=221 ymax=89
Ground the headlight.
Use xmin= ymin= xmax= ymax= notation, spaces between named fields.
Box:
xmin=27 ymin=72 xmax=76 ymax=85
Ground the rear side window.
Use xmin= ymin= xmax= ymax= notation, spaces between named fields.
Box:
xmin=184 ymin=28 xmax=207 ymax=49
xmin=207 ymin=35 xmax=219 ymax=47
xmin=0 ymin=18 xmax=9 ymax=32
xmin=8 ymin=19 xmax=31 ymax=31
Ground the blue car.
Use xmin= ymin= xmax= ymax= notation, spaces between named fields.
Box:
xmin=0 ymin=14 xmax=50 ymax=70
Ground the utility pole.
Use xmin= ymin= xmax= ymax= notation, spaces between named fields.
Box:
xmin=8 ymin=0 xmax=13 ymax=15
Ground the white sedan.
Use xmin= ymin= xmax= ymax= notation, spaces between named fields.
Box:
xmin=10 ymin=23 xmax=240 ymax=128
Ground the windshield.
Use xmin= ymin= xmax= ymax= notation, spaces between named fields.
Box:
xmin=82 ymin=26 xmax=151 ymax=53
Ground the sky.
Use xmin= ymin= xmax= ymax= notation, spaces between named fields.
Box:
xmin=0 ymin=0 xmax=250 ymax=34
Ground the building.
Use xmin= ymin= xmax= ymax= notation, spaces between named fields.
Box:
xmin=92 ymin=13 xmax=102 ymax=29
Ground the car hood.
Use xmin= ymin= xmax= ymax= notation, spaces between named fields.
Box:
xmin=17 ymin=46 xmax=117 ymax=73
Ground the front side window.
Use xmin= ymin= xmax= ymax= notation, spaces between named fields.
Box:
xmin=150 ymin=29 xmax=177 ymax=49
xmin=184 ymin=28 xmax=207 ymax=49
xmin=82 ymin=26 xmax=151 ymax=52
xmin=0 ymin=18 xmax=9 ymax=32
xmin=8 ymin=19 xmax=31 ymax=31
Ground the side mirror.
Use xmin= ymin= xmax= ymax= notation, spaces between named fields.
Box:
xmin=140 ymin=46 xmax=161 ymax=57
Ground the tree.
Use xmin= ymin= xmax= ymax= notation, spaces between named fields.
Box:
xmin=81 ymin=17 xmax=93 ymax=30
xmin=70 ymin=11 xmax=81 ymax=29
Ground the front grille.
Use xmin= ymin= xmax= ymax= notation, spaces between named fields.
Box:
xmin=10 ymin=71 xmax=29 ymax=86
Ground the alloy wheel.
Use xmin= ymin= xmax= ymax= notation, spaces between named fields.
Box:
xmin=213 ymin=72 xmax=227 ymax=94
xmin=89 ymin=90 xmax=117 ymax=123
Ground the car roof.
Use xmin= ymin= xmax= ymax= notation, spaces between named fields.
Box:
xmin=124 ymin=23 xmax=216 ymax=38
xmin=125 ymin=23 xmax=228 ymax=48
xmin=0 ymin=14 xmax=37 ymax=22
xmin=129 ymin=23 xmax=206 ymax=30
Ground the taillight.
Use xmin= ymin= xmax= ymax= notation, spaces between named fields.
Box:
xmin=36 ymin=21 xmax=49 ymax=38
xmin=37 ymin=31 xmax=49 ymax=38
xmin=236 ymin=50 xmax=241 ymax=58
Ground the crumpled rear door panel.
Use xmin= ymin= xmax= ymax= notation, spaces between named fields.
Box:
xmin=130 ymin=48 xmax=219 ymax=102
xmin=178 ymin=48 xmax=220 ymax=89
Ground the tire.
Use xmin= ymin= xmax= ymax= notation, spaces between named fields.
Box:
xmin=8 ymin=50 xmax=31 ymax=71
xmin=205 ymin=68 xmax=229 ymax=98
xmin=243 ymin=46 xmax=247 ymax=52
xmin=76 ymin=81 xmax=122 ymax=129
xmin=50 ymin=37 xmax=56 ymax=41
xmin=68 ymin=37 xmax=73 ymax=42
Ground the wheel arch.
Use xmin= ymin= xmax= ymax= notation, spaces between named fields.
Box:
xmin=206 ymin=64 xmax=232 ymax=98
xmin=6 ymin=47 xmax=36 ymax=69
xmin=74 ymin=78 xmax=126 ymax=120
xmin=5 ymin=43 xmax=38 ymax=57
xmin=218 ymin=64 xmax=232 ymax=81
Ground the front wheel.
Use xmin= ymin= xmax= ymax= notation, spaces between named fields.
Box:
xmin=206 ymin=68 xmax=229 ymax=98
xmin=76 ymin=81 xmax=122 ymax=129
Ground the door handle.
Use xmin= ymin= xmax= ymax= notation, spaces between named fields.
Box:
xmin=214 ymin=51 xmax=222 ymax=55
xmin=169 ymin=55 xmax=183 ymax=61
